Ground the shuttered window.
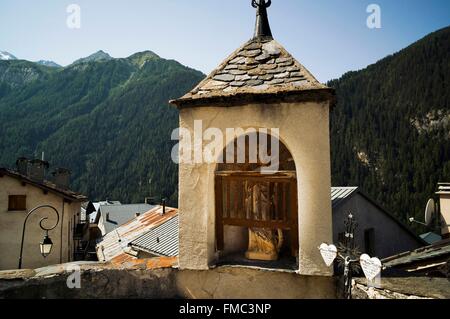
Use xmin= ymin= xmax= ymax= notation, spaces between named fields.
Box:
xmin=8 ymin=195 xmax=27 ymax=211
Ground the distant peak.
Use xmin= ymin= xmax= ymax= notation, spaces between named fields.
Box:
xmin=127 ymin=51 xmax=160 ymax=67
xmin=37 ymin=60 xmax=61 ymax=68
xmin=129 ymin=50 xmax=159 ymax=58
xmin=87 ymin=50 xmax=113 ymax=60
xmin=0 ymin=51 xmax=17 ymax=61
xmin=72 ymin=50 xmax=113 ymax=65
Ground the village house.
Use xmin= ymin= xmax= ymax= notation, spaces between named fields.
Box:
xmin=0 ymin=158 xmax=87 ymax=270
xmin=331 ymin=187 xmax=425 ymax=258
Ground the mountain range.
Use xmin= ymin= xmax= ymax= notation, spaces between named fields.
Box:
xmin=0 ymin=26 xmax=449 ymax=229
xmin=0 ymin=50 xmax=204 ymax=204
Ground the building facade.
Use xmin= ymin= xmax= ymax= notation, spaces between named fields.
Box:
xmin=332 ymin=187 xmax=424 ymax=258
xmin=0 ymin=163 xmax=86 ymax=270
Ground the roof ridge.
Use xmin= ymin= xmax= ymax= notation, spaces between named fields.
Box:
xmin=0 ymin=167 xmax=86 ymax=201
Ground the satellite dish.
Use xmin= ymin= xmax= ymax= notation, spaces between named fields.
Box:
xmin=424 ymin=198 xmax=435 ymax=226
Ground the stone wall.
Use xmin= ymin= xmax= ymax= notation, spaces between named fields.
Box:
xmin=0 ymin=261 xmax=337 ymax=299
xmin=352 ymin=277 xmax=450 ymax=299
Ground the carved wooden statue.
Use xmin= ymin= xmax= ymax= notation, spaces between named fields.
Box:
xmin=244 ymin=181 xmax=284 ymax=261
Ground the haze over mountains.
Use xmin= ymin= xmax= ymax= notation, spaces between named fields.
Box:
xmin=0 ymin=26 xmax=449 ymax=229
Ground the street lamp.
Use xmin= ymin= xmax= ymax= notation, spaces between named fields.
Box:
xmin=18 ymin=205 xmax=60 ymax=269
xmin=40 ymin=232 xmax=54 ymax=258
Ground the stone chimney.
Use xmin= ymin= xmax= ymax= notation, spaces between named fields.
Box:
xmin=16 ymin=157 xmax=28 ymax=175
xmin=28 ymin=159 xmax=49 ymax=181
xmin=52 ymin=168 xmax=71 ymax=189
xmin=161 ymin=198 xmax=166 ymax=216
xmin=437 ymin=183 xmax=450 ymax=238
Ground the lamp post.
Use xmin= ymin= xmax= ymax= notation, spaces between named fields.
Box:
xmin=18 ymin=205 xmax=60 ymax=269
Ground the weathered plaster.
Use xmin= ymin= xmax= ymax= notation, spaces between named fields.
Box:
xmin=0 ymin=175 xmax=80 ymax=270
xmin=178 ymin=101 xmax=333 ymax=275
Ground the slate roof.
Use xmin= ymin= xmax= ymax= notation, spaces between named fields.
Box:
xmin=129 ymin=215 xmax=179 ymax=257
xmin=171 ymin=38 xmax=334 ymax=107
xmin=99 ymin=203 xmax=155 ymax=234
xmin=0 ymin=168 xmax=87 ymax=202
xmin=383 ymin=239 xmax=450 ymax=269
xmin=96 ymin=205 xmax=178 ymax=263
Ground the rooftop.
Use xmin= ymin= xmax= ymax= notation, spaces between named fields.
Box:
xmin=437 ymin=183 xmax=450 ymax=194
xmin=383 ymin=239 xmax=450 ymax=272
xmin=98 ymin=203 xmax=155 ymax=234
xmin=129 ymin=214 xmax=179 ymax=257
xmin=0 ymin=168 xmax=87 ymax=202
xmin=331 ymin=187 xmax=359 ymax=209
xmin=170 ymin=1 xmax=334 ymax=108
xmin=96 ymin=205 xmax=178 ymax=263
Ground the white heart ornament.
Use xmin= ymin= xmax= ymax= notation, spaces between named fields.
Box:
xmin=319 ymin=243 xmax=337 ymax=267
xmin=360 ymin=254 xmax=382 ymax=280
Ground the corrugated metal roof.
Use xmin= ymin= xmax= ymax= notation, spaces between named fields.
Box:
xmin=99 ymin=203 xmax=155 ymax=234
xmin=129 ymin=215 xmax=179 ymax=257
xmin=96 ymin=205 xmax=178 ymax=262
xmin=331 ymin=187 xmax=358 ymax=208
xmin=437 ymin=183 xmax=450 ymax=194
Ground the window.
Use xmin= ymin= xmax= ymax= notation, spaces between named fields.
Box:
xmin=337 ymin=232 xmax=345 ymax=243
xmin=8 ymin=195 xmax=27 ymax=211
xmin=364 ymin=228 xmax=375 ymax=256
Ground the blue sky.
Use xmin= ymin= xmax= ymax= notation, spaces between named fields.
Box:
xmin=0 ymin=0 xmax=449 ymax=82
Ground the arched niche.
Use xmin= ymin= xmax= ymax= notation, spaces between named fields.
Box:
xmin=215 ymin=131 xmax=299 ymax=269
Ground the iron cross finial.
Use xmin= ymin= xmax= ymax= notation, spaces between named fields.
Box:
xmin=252 ymin=0 xmax=273 ymax=39
xmin=252 ymin=0 xmax=272 ymax=9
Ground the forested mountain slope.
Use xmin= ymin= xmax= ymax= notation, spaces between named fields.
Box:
xmin=329 ymin=26 xmax=450 ymax=226
xmin=0 ymin=51 xmax=204 ymax=204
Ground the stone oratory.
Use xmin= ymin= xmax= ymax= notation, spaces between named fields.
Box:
xmin=171 ymin=0 xmax=336 ymax=276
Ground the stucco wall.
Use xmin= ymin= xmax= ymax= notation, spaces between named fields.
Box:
xmin=333 ymin=193 xmax=423 ymax=258
xmin=439 ymin=193 xmax=450 ymax=236
xmin=0 ymin=175 xmax=80 ymax=270
xmin=178 ymin=101 xmax=333 ymax=275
